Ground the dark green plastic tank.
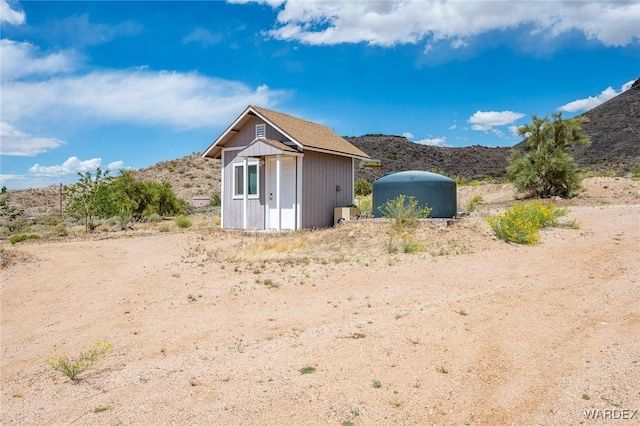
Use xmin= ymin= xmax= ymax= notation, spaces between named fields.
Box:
xmin=372 ymin=171 xmax=457 ymax=218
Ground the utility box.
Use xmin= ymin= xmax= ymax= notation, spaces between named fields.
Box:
xmin=334 ymin=206 xmax=359 ymax=225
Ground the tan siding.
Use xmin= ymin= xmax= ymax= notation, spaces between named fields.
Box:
xmin=302 ymin=151 xmax=354 ymax=228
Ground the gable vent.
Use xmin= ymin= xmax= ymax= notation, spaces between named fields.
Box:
xmin=256 ymin=124 xmax=266 ymax=139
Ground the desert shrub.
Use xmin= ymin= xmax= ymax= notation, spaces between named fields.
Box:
xmin=9 ymin=234 xmax=39 ymax=245
xmin=487 ymin=201 xmax=569 ymax=245
xmin=357 ymin=194 xmax=372 ymax=217
xmin=159 ymin=225 xmax=170 ymax=232
xmin=0 ymin=186 xmax=25 ymax=232
xmin=146 ymin=213 xmax=163 ymax=223
xmin=401 ymin=233 xmax=422 ymax=253
xmin=378 ymin=194 xmax=432 ymax=231
xmin=51 ymin=223 xmax=68 ymax=237
xmin=465 ymin=195 xmax=484 ymax=212
xmin=175 ymin=215 xmax=192 ymax=228
xmin=354 ymin=179 xmax=372 ymax=196
xmin=47 ymin=340 xmax=111 ymax=381
xmin=62 ymin=217 xmax=78 ymax=227
xmin=454 ymin=176 xmax=469 ymax=186
xmin=211 ymin=192 xmax=221 ymax=207
xmin=38 ymin=215 xmax=61 ymax=226
xmin=6 ymin=216 xmax=29 ymax=234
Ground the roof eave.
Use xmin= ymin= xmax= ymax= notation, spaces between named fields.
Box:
xmin=202 ymin=105 xmax=253 ymax=159
xmin=304 ymin=146 xmax=371 ymax=160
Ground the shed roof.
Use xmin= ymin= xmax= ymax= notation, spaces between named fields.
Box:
xmin=202 ymin=105 xmax=370 ymax=160
xmin=238 ymin=138 xmax=298 ymax=158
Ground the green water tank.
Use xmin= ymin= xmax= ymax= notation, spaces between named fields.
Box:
xmin=372 ymin=171 xmax=457 ymax=218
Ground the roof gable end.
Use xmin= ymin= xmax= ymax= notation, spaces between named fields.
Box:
xmin=202 ymin=105 xmax=369 ymax=159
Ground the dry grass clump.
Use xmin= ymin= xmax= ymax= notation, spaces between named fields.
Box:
xmin=222 ymin=217 xmax=493 ymax=264
xmin=0 ymin=246 xmax=32 ymax=269
xmin=224 ymin=221 xmax=390 ymax=264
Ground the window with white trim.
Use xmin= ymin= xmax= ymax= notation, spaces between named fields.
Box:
xmin=256 ymin=124 xmax=266 ymax=139
xmin=233 ymin=162 xmax=259 ymax=198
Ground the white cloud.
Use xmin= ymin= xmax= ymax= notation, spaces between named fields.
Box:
xmin=448 ymin=124 xmax=457 ymax=130
xmin=621 ymin=80 xmax=635 ymax=92
xmin=1 ymin=35 xmax=286 ymax=131
xmin=468 ymin=110 xmax=525 ymax=132
xmin=3 ymin=66 xmax=286 ymax=130
xmin=558 ymin=80 xmax=636 ymax=113
xmin=0 ymin=39 xmax=78 ymax=81
xmin=0 ymin=121 xmax=66 ymax=156
xmin=29 ymin=157 xmax=104 ymax=177
xmin=183 ymin=27 xmax=223 ymax=47
xmin=402 ymin=132 xmax=414 ymax=139
xmin=450 ymin=39 xmax=468 ymax=49
xmin=508 ymin=125 xmax=520 ymax=137
xmin=491 ymin=129 xmax=506 ymax=138
xmin=106 ymin=161 xmax=126 ymax=171
xmin=0 ymin=0 xmax=25 ymax=25
xmin=237 ymin=0 xmax=640 ymax=47
xmin=414 ymin=136 xmax=449 ymax=147
xmin=41 ymin=13 xmax=144 ymax=48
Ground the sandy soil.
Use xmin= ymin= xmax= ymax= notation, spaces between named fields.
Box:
xmin=1 ymin=178 xmax=639 ymax=425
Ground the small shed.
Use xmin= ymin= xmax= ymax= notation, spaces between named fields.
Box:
xmin=202 ymin=106 xmax=370 ymax=231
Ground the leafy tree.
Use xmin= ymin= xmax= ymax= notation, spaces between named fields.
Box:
xmin=63 ymin=169 xmax=185 ymax=232
xmin=354 ymin=178 xmax=372 ymax=196
xmin=134 ymin=180 xmax=184 ymax=217
xmin=63 ymin=168 xmax=112 ymax=232
xmin=507 ymin=112 xmax=590 ymax=198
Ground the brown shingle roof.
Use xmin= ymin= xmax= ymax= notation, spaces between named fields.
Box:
xmin=250 ymin=106 xmax=370 ymax=159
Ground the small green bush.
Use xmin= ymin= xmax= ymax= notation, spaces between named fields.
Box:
xmin=146 ymin=213 xmax=163 ymax=223
xmin=47 ymin=340 xmax=111 ymax=381
xmin=355 ymin=194 xmax=372 ymax=217
xmin=354 ymin=179 xmax=372 ymax=196
xmin=299 ymin=366 xmax=316 ymax=375
xmin=51 ymin=223 xmax=68 ymax=237
xmin=211 ymin=192 xmax=221 ymax=207
xmin=9 ymin=234 xmax=39 ymax=245
xmin=465 ymin=195 xmax=484 ymax=212
xmin=487 ymin=201 xmax=569 ymax=245
xmin=175 ymin=215 xmax=192 ymax=228
xmin=378 ymin=194 xmax=432 ymax=231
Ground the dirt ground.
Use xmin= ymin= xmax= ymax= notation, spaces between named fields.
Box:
xmin=1 ymin=177 xmax=639 ymax=425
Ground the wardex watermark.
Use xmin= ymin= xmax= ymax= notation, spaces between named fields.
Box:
xmin=584 ymin=409 xmax=637 ymax=420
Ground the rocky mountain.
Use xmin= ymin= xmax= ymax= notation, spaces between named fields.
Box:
xmin=348 ymin=136 xmax=511 ymax=182
xmin=569 ymin=78 xmax=640 ymax=171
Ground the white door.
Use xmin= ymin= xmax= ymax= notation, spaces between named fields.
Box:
xmin=267 ymin=156 xmax=296 ymax=230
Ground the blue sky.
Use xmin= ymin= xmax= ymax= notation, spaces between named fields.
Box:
xmin=1 ymin=0 xmax=638 ymax=189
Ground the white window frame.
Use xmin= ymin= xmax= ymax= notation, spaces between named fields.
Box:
xmin=256 ymin=123 xmax=266 ymax=139
xmin=232 ymin=161 xmax=260 ymax=199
